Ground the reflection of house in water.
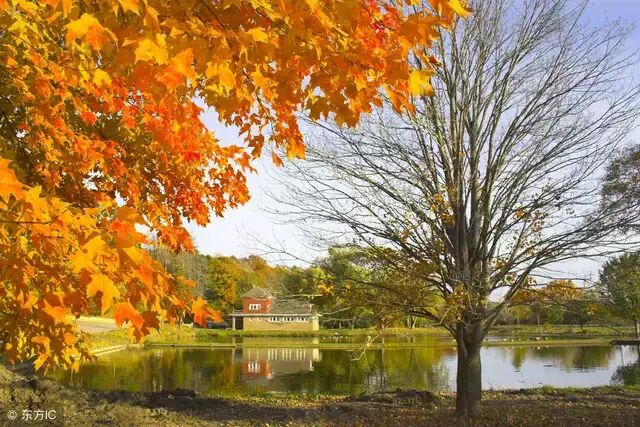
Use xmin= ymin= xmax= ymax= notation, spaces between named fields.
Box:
xmin=233 ymin=345 xmax=321 ymax=380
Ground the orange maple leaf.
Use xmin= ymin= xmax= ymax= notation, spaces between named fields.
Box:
xmin=114 ymin=302 xmax=144 ymax=328
xmin=192 ymin=297 xmax=221 ymax=326
xmin=0 ymin=159 xmax=25 ymax=201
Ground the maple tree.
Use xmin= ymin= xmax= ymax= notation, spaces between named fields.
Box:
xmin=0 ymin=0 xmax=469 ymax=370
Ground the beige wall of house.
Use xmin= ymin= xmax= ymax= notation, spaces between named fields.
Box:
xmin=243 ymin=316 xmax=319 ymax=331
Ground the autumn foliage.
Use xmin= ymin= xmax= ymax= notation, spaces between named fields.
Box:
xmin=0 ymin=0 xmax=468 ymax=370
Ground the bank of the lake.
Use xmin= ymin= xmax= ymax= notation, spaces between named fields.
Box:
xmin=8 ymin=324 xmax=630 ymax=376
xmin=1 ymin=366 xmax=639 ymax=426
xmin=89 ymin=324 xmax=637 ymax=350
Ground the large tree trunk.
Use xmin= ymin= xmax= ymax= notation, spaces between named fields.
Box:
xmin=455 ymin=325 xmax=483 ymax=417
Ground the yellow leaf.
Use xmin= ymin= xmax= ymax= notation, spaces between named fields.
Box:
xmin=305 ymin=0 xmax=320 ymax=11
xmin=446 ymin=0 xmax=472 ymax=17
xmin=118 ymin=0 xmax=139 ymax=15
xmin=251 ymin=69 xmax=268 ymax=89
xmin=69 ymin=251 xmax=95 ymax=273
xmin=93 ymin=69 xmax=112 ymax=87
xmin=33 ymin=353 xmax=49 ymax=371
xmin=18 ymin=0 xmax=38 ymax=16
xmin=409 ymin=69 xmax=434 ymax=96
xmin=24 ymin=185 xmax=41 ymax=204
xmin=218 ymin=63 xmax=235 ymax=91
xmin=122 ymin=246 xmax=144 ymax=264
xmin=83 ymin=235 xmax=105 ymax=259
xmin=66 ymin=13 xmax=114 ymax=50
xmin=247 ymin=28 xmax=268 ymax=43
xmin=87 ymin=273 xmax=120 ymax=313
xmin=170 ymin=48 xmax=196 ymax=80
xmin=206 ymin=62 xmax=235 ymax=92
xmin=135 ymin=37 xmax=168 ymax=64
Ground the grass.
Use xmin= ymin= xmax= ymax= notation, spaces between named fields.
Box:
xmin=512 ymin=384 xmax=640 ymax=395
xmin=492 ymin=324 xmax=635 ymax=337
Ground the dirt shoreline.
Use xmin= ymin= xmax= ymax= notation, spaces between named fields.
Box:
xmin=1 ymin=368 xmax=640 ymax=426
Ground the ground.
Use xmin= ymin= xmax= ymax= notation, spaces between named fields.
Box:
xmin=1 ymin=367 xmax=639 ymax=426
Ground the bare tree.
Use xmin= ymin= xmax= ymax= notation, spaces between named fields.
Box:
xmin=269 ymin=0 xmax=640 ymax=417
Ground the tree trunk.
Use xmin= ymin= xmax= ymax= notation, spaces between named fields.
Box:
xmin=635 ymin=320 xmax=639 ymax=339
xmin=455 ymin=331 xmax=483 ymax=417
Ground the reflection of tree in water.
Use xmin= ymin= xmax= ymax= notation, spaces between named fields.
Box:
xmin=49 ymin=348 xmax=240 ymax=394
xmin=384 ymin=347 xmax=451 ymax=392
xmin=571 ymin=346 xmax=614 ymax=370
xmin=511 ymin=347 xmax=527 ymax=370
xmin=524 ymin=346 xmax=614 ymax=370
xmin=611 ymin=346 xmax=640 ymax=386
xmin=275 ymin=347 xmax=452 ymax=394
xmin=612 ymin=363 xmax=640 ymax=386
xmin=275 ymin=349 xmax=369 ymax=394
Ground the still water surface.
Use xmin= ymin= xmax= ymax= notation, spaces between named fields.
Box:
xmin=51 ymin=339 xmax=640 ymax=394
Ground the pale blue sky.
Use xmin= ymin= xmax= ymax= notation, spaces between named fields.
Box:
xmin=188 ymin=0 xmax=640 ymax=282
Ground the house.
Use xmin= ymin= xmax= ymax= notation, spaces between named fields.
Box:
xmin=229 ymin=287 xmax=320 ymax=331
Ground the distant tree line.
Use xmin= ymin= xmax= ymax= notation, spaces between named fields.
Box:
xmin=146 ymin=242 xmax=640 ymax=334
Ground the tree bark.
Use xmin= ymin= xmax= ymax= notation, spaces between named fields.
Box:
xmin=634 ymin=320 xmax=639 ymax=339
xmin=455 ymin=330 xmax=483 ymax=417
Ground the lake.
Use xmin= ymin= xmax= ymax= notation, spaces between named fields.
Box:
xmin=50 ymin=340 xmax=640 ymax=395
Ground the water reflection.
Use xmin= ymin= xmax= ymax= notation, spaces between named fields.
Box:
xmin=237 ymin=347 xmax=321 ymax=380
xmin=611 ymin=346 xmax=640 ymax=386
xmin=49 ymin=343 xmax=640 ymax=394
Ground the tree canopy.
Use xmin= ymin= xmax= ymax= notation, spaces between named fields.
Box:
xmin=0 ymin=0 xmax=469 ymax=370
xmin=599 ymin=253 xmax=640 ymax=338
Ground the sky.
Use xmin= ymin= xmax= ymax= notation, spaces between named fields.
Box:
xmin=187 ymin=0 xmax=640 ymax=282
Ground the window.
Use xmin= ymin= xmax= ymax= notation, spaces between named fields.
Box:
xmin=248 ymin=303 xmax=261 ymax=310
